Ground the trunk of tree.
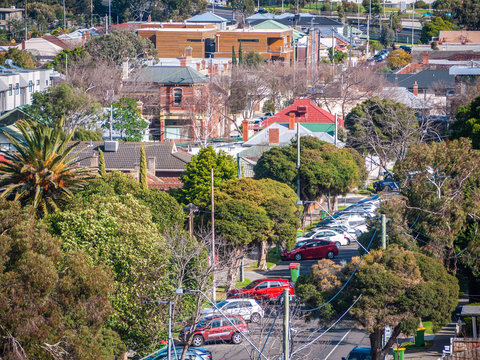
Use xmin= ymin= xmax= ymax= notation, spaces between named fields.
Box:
xmin=369 ymin=329 xmax=384 ymax=360
xmin=225 ymin=248 xmax=243 ymax=292
xmin=257 ymin=241 xmax=268 ymax=271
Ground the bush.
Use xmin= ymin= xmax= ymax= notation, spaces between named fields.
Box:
xmin=415 ymin=0 xmax=428 ymax=8
xmin=431 ymin=41 xmax=439 ymax=50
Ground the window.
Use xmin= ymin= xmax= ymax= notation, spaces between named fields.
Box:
xmin=225 ymin=302 xmax=239 ymax=309
xmin=173 ymin=88 xmax=182 ymax=104
xmin=8 ymin=84 xmax=12 ymax=96
xmin=0 ymin=13 xmax=5 ymax=21
xmin=45 ymin=80 xmax=48 ymax=86
xmin=28 ymin=80 xmax=33 ymax=92
xmin=238 ymin=38 xmax=259 ymax=42
xmin=255 ymin=282 xmax=269 ymax=289
xmin=186 ymin=38 xmax=201 ymax=42
xmin=210 ymin=319 xmax=222 ymax=329
xmin=14 ymin=83 xmax=19 ymax=95
xmin=36 ymin=80 xmax=40 ymax=85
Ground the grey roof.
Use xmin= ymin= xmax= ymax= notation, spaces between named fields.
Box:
xmin=319 ymin=28 xmax=350 ymax=43
xmin=385 ymin=70 xmax=455 ymax=90
xmin=246 ymin=13 xmax=275 ymax=20
xmin=72 ymin=141 xmax=191 ymax=171
xmin=378 ymin=87 xmax=431 ymax=110
xmin=186 ymin=12 xmax=228 ymax=23
xmin=246 ymin=14 xmax=343 ymax=27
xmin=461 ymin=305 xmax=480 ymax=316
xmin=449 ymin=63 xmax=480 ymax=75
xmin=126 ymin=66 xmax=209 ymax=85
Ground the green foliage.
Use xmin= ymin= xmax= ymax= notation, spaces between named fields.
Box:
xmin=73 ymin=126 xmax=103 ymax=141
xmin=328 ymin=47 xmax=348 ymax=63
xmin=178 ymin=146 xmax=237 ymax=208
xmin=47 ymin=193 xmax=171 ymax=351
xmin=232 ymin=46 xmax=237 ymax=66
xmin=386 ymin=49 xmax=412 ymax=69
xmin=362 ymin=0 xmax=381 ymax=14
xmin=25 ymin=82 xmax=101 ymax=129
xmin=0 ymin=119 xmax=92 ymax=217
xmin=104 ymin=97 xmax=148 ymax=141
xmin=254 ymin=136 xmax=365 ymax=204
xmin=49 ymin=46 xmax=88 ymax=73
xmin=457 ymin=0 xmax=480 ymax=30
xmin=0 ymin=47 xmax=36 ymax=69
xmin=140 ymin=145 xmax=148 ymax=190
xmin=0 ymin=199 xmax=124 ymax=359
xmin=85 ymin=30 xmax=156 ymax=65
xmin=99 ymin=149 xmax=107 ymax=177
xmin=244 ymin=50 xmax=265 ymax=67
xmin=451 ymin=95 xmax=480 ymax=149
xmin=415 ymin=0 xmax=428 ymax=8
xmin=231 ymin=0 xmax=255 ymax=15
xmin=420 ymin=16 xmax=456 ymax=44
xmin=380 ymin=27 xmax=395 ymax=47
xmin=262 ymin=99 xmax=276 ymax=114
xmin=238 ymin=42 xmax=243 ymax=64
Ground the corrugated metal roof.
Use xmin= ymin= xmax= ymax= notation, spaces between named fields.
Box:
xmin=186 ymin=12 xmax=228 ymax=23
xmin=253 ymin=20 xmax=305 ymax=41
xmin=126 ymin=66 xmax=209 ymax=84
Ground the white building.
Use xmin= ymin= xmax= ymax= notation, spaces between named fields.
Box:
xmin=0 ymin=66 xmax=55 ymax=114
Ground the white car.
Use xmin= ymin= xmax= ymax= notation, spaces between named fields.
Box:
xmin=200 ymin=298 xmax=264 ymax=323
xmin=297 ymin=229 xmax=349 ymax=246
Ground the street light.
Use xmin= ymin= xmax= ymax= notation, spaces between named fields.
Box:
xmin=296 ymin=200 xmax=370 ymax=254
xmin=175 ymin=289 xmax=268 ymax=360
xmin=142 ymin=300 xmax=174 ymax=360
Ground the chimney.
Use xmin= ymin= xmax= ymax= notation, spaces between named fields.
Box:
xmin=90 ymin=153 xmax=98 ymax=168
xmin=86 ymin=31 xmax=90 ymax=40
xmin=422 ymin=52 xmax=429 ymax=65
xmin=242 ymin=120 xmax=249 ymax=142
xmin=288 ymin=112 xmax=295 ymax=130
xmin=413 ymin=81 xmax=418 ymax=96
xmin=185 ymin=46 xmax=193 ymax=59
xmin=160 ymin=118 xmax=165 ymax=142
xmin=148 ymin=15 xmax=152 ymax=23
xmin=268 ymin=128 xmax=280 ymax=145
xmin=21 ymin=39 xmax=25 ymax=50
xmin=196 ymin=63 xmax=201 ymax=72
xmin=179 ymin=56 xmax=187 ymax=66
xmin=147 ymin=157 xmax=156 ymax=172
xmin=201 ymin=59 xmax=206 ymax=69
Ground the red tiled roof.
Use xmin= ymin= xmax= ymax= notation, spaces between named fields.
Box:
xmin=148 ymin=175 xmax=184 ymax=190
xmin=260 ymin=98 xmax=344 ymax=129
xmin=42 ymin=35 xmax=69 ymax=49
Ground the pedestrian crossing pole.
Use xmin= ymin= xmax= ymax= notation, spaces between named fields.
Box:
xmin=382 ymin=214 xmax=387 ymax=249
xmin=283 ymin=288 xmax=290 ymax=360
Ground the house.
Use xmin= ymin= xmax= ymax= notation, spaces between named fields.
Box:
xmin=256 ymin=98 xmax=344 ymax=132
xmin=437 ymin=30 xmax=480 ymax=45
xmin=246 ymin=13 xmax=344 ymax=34
xmin=13 ymin=36 xmax=68 ymax=63
xmin=72 ymin=141 xmax=192 ymax=190
xmin=0 ymin=65 xmax=55 ymax=114
xmin=186 ymin=12 xmax=229 ymax=30
xmin=0 ymin=7 xmax=23 ymax=30
xmin=122 ymin=65 xmax=214 ymax=142
xmin=385 ymin=69 xmax=455 ymax=96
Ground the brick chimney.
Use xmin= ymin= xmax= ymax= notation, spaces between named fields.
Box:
xmin=413 ymin=81 xmax=419 ymax=96
xmin=242 ymin=120 xmax=249 ymax=142
xmin=185 ymin=46 xmax=193 ymax=58
xmin=268 ymin=128 xmax=280 ymax=145
xmin=147 ymin=157 xmax=156 ymax=173
xmin=422 ymin=52 xmax=429 ymax=65
xmin=196 ymin=63 xmax=201 ymax=71
xmin=147 ymin=15 xmax=152 ymax=23
xmin=179 ymin=56 xmax=187 ymax=66
xmin=288 ymin=112 xmax=295 ymax=130
xmin=90 ymin=153 xmax=98 ymax=168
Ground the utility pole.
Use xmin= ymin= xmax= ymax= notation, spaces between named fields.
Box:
xmin=334 ymin=113 xmax=338 ymax=146
xmin=65 ymin=52 xmax=68 ymax=77
xmin=91 ymin=0 xmax=93 ymax=28
xmin=283 ymin=288 xmax=290 ymax=360
xmin=296 ymin=122 xmax=300 ymax=199
xmin=156 ymin=300 xmax=173 ymax=360
xmin=411 ymin=2 xmax=415 ymax=47
xmin=331 ymin=26 xmax=335 ymax=76
xmin=188 ymin=206 xmax=194 ymax=238
xmin=211 ymin=168 xmax=216 ymax=303
xmin=24 ymin=0 xmax=27 ymax=41
xmin=381 ymin=214 xmax=386 ymax=249
xmin=109 ymin=104 xmax=113 ymax=140
xmin=366 ymin=0 xmax=371 ymax=58
xmin=108 ymin=0 xmax=111 ymax=34
xmin=63 ymin=0 xmax=66 ymax=29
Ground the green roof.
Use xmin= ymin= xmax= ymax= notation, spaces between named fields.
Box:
xmin=127 ymin=66 xmax=209 ymax=85
xmin=300 ymin=122 xmax=335 ymax=136
xmin=253 ymin=20 xmax=305 ymax=41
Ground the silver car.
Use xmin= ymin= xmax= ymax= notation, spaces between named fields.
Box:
xmin=201 ymin=298 xmax=264 ymax=323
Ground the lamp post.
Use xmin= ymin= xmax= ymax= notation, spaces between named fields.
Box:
xmin=175 ymin=289 xmax=268 ymax=360
xmin=296 ymin=200 xmax=370 ymax=253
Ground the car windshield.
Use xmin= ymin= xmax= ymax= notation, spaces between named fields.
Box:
xmin=303 ymin=231 xmax=315 ymax=238
xmin=215 ymin=300 xmax=228 ymax=308
xmin=195 ymin=319 xmax=209 ymax=328
xmin=295 ymin=240 xmax=309 ymax=248
xmin=243 ymin=280 xmax=261 ymax=289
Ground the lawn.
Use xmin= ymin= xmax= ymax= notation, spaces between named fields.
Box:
xmin=402 ymin=340 xmax=434 ymax=350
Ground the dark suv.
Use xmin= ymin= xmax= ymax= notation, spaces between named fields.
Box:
xmin=180 ymin=315 xmax=248 ymax=347
xmin=373 ymin=173 xmax=399 ymax=192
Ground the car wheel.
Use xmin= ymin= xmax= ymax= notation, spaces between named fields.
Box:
xmin=192 ymin=334 xmax=204 ymax=347
xmin=294 ymin=253 xmax=302 ymax=261
xmin=231 ymin=332 xmax=242 ymax=344
xmin=250 ymin=312 xmax=261 ymax=323
xmin=327 ymin=251 xmax=335 ymax=259
xmin=383 ymin=185 xmax=392 ymax=192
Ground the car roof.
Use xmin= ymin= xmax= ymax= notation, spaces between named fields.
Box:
xmin=351 ymin=346 xmax=371 ymax=354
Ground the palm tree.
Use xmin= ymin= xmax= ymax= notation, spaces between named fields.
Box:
xmin=0 ymin=119 xmax=91 ymax=216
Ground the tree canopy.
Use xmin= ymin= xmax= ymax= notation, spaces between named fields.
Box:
xmin=450 ymin=94 xmax=480 ymax=149
xmin=103 ymin=97 xmax=149 ymax=141
xmin=420 ymin=16 xmax=456 ymax=44
xmin=386 ymin=49 xmax=412 ymax=69
xmin=0 ymin=48 xmax=36 ymax=69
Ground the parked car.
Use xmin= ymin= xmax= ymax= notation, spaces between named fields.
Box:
xmin=281 ymin=239 xmax=338 ymax=261
xmin=200 ymin=298 xmax=264 ymax=323
xmin=141 ymin=347 xmax=212 ymax=360
xmin=179 ymin=315 xmax=248 ymax=347
xmin=316 ymin=226 xmax=356 ymax=244
xmin=296 ymin=228 xmax=348 ymax=246
xmin=399 ymin=45 xmax=411 ymax=53
xmin=227 ymin=278 xmax=294 ymax=300
xmin=342 ymin=346 xmax=371 ymax=360
xmin=373 ymin=172 xmax=399 ymax=192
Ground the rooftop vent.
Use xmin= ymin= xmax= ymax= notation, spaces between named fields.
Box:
xmin=104 ymin=140 xmax=119 ymax=152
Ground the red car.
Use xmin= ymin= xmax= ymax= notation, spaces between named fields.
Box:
xmin=227 ymin=278 xmax=295 ymax=300
xmin=179 ymin=315 xmax=248 ymax=347
xmin=281 ymin=239 xmax=338 ymax=261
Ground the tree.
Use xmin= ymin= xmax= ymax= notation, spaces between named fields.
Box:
xmin=49 ymin=46 xmax=88 ymax=73
xmin=450 ymin=94 xmax=480 ymax=149
xmin=415 ymin=0 xmax=428 ymax=8
xmin=177 ymin=145 xmax=237 ymax=208
xmin=140 ymin=145 xmax=148 ymax=190
xmin=99 ymin=148 xmax=106 ymax=177
xmin=0 ymin=119 xmax=92 ymax=217
xmin=104 ymin=97 xmax=148 ymax=141
xmin=327 ymin=47 xmax=348 ymax=63
xmin=85 ymin=30 xmax=156 ymax=65
xmin=345 ymin=97 xmax=419 ymax=172
xmin=244 ymin=50 xmax=265 ymax=67
xmin=254 ymin=136 xmax=365 ymax=217
xmin=0 ymin=48 xmax=35 ymax=68
xmin=457 ymin=0 xmax=480 ymax=30
xmin=386 ymin=49 xmax=412 ymax=69
xmin=73 ymin=127 xmax=103 ymax=141
xmin=231 ymin=46 xmax=237 ymax=66
xmin=379 ymin=27 xmax=395 ymax=47
xmin=420 ymin=16 xmax=456 ymax=43
xmin=231 ymin=0 xmax=255 ymax=20
xmin=238 ymin=42 xmax=243 ymax=64
xmin=345 ymin=247 xmax=458 ymax=360
xmin=362 ymin=0 xmax=381 ymax=14
xmin=25 ymin=82 xmax=101 ymax=130
xmin=0 ymin=199 xmax=125 ymax=359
